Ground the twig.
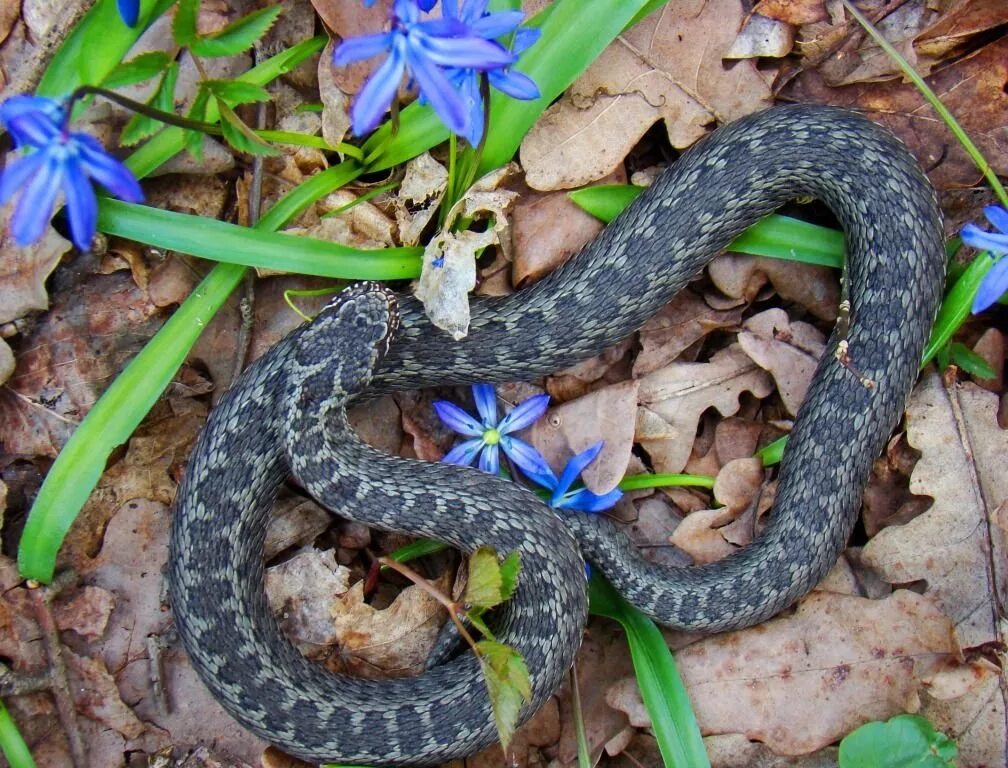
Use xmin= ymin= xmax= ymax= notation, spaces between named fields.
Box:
xmin=28 ymin=573 xmax=86 ymax=768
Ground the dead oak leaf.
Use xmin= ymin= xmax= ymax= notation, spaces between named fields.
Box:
xmin=861 ymin=371 xmax=1006 ymax=652
xmin=520 ymin=0 xmax=772 ymax=190
xmin=607 ymin=590 xmax=985 ymax=756
xmin=65 ymin=650 xmax=145 ymax=740
xmin=330 ymin=575 xmax=450 ymax=678
xmin=0 ymin=203 xmax=72 ymax=326
xmin=636 ymin=344 xmax=774 ymax=474
xmin=708 ymin=252 xmax=840 ymax=321
xmin=737 ymin=307 xmax=826 ymax=415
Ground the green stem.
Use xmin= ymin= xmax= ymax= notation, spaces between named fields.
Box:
xmin=0 ymin=701 xmax=36 ymax=768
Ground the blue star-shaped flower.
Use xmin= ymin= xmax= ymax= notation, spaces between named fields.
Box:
xmin=961 ymin=204 xmax=1008 ymax=314
xmin=523 ymin=441 xmax=624 ymax=513
xmin=0 ymin=96 xmax=144 ymax=250
xmin=435 ymin=383 xmax=551 ymax=477
xmin=332 ymin=0 xmax=523 ymax=141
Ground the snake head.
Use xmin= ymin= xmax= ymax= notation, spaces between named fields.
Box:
xmin=290 ymin=282 xmax=400 ymax=406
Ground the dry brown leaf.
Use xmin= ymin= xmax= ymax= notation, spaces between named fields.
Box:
xmin=528 ymin=380 xmax=638 ymax=494
xmin=510 ymin=189 xmax=604 ymax=286
xmin=785 ymin=36 xmax=1008 ymax=191
xmin=330 ymin=575 xmax=450 ymax=677
xmin=520 ymin=0 xmax=772 ymax=190
xmin=861 ymin=371 xmax=1006 ymax=650
xmin=264 ymin=496 xmax=333 ymax=561
xmin=65 ymin=650 xmax=146 ymax=739
xmin=683 ymin=415 xmax=765 ymax=477
xmin=620 ymin=494 xmax=691 ymax=569
xmin=737 ymin=308 xmax=826 ymax=415
xmin=708 ymin=253 xmax=840 ymax=320
xmin=266 ymin=548 xmax=350 ymax=650
xmin=0 ymin=205 xmax=71 ymax=326
xmin=753 ymin=0 xmax=827 ymax=25
xmin=972 ymin=327 xmax=1004 ymax=393
xmin=724 ymin=13 xmax=794 ymax=59
xmin=633 ymin=290 xmax=742 ymax=378
xmin=636 ymin=344 xmax=774 ymax=474
xmin=467 ymin=697 xmax=560 ymax=768
xmin=318 ymin=40 xmax=351 ymax=148
xmin=915 ymin=0 xmax=1008 ymax=61
xmin=546 ymin=337 xmax=635 ymax=402
xmin=53 ymin=585 xmax=116 ymax=641
xmin=609 ymin=590 xmax=982 ymax=755
xmin=394 ymin=152 xmax=448 ymax=246
xmin=0 ymin=272 xmax=166 ymax=457
xmin=0 ymin=338 xmax=13 ymax=385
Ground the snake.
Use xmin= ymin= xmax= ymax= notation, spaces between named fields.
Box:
xmin=168 ymin=104 xmax=945 ymax=765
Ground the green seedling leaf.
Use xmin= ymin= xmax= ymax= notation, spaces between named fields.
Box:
xmin=465 ymin=546 xmax=505 ymax=609
xmin=121 ymin=62 xmax=179 ymax=146
xmin=477 ymin=640 xmax=532 ymax=750
xmin=172 ymin=0 xmax=199 ymax=47
xmin=466 ymin=609 xmax=495 ymax=642
xmin=102 ymin=51 xmax=172 ymax=89
xmin=189 ymin=5 xmax=283 ymax=58
xmin=217 ymin=98 xmax=279 ymax=155
xmin=204 ymin=79 xmax=271 ymax=106
xmin=948 ymin=341 xmax=996 ymax=380
xmin=498 ymin=551 xmax=521 ymax=602
xmin=183 ymin=87 xmax=213 ymax=160
xmin=839 ymin=714 xmax=957 ymax=768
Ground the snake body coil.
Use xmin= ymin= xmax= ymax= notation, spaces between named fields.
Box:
xmin=169 ymin=105 xmax=945 ymax=764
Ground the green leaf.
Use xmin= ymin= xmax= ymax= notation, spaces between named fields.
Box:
xmin=183 ymin=86 xmax=213 ymax=160
xmin=567 ymin=183 xmax=643 ymax=223
xmin=121 ymin=63 xmax=179 ymax=146
xmin=923 ymin=251 xmax=994 ymax=366
xmin=589 ymin=575 xmax=710 ymax=768
xmin=465 ymin=547 xmax=505 ymax=609
xmin=102 ymin=51 xmax=172 ymax=89
xmin=172 ymin=0 xmax=199 ymax=47
xmin=189 ymin=5 xmax=283 ymax=58
xmin=839 ymin=714 xmax=957 ymax=768
xmin=477 ymin=640 xmax=532 ymax=750
xmin=216 ymin=97 xmax=279 ymax=155
xmin=498 ymin=551 xmax=521 ymax=602
xmin=0 ymin=700 xmax=36 ymax=768
xmin=203 ymin=79 xmax=271 ymax=106
xmin=948 ymin=342 xmax=996 ymax=380
xmin=38 ymin=0 xmax=177 ymax=98
xmin=467 ymin=609 xmax=496 ymax=642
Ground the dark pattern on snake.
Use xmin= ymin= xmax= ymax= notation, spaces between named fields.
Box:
xmin=169 ymin=105 xmax=945 ymax=764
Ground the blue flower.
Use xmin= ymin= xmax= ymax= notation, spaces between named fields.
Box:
xmin=0 ymin=96 xmax=144 ymax=250
xmin=962 ymin=205 xmax=1008 ymax=314
xmin=332 ymin=0 xmax=517 ymax=139
xmin=438 ymin=0 xmax=540 ymax=144
xmin=525 ymin=441 xmax=623 ymax=513
xmin=117 ymin=0 xmax=140 ymax=26
xmin=435 ymin=384 xmax=551 ymax=477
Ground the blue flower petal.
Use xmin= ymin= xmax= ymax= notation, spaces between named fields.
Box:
xmin=972 ymin=255 xmax=1008 ymax=314
xmin=332 ymin=31 xmax=395 ymax=66
xmin=511 ymin=27 xmax=542 ymax=54
xmin=416 ymin=0 xmax=437 ymax=10
xmin=11 ymin=153 xmax=61 ymax=246
xmin=551 ymin=441 xmax=605 ymax=504
xmin=350 ymin=45 xmax=407 ymax=135
xmin=982 ymin=204 xmax=1008 ymax=236
xmin=0 ymin=96 xmax=63 ymax=147
xmin=470 ymin=11 xmax=523 ymax=39
xmin=77 ymin=136 xmax=144 ymax=202
xmin=961 ymin=223 xmax=1008 ymax=255
xmin=497 ymin=393 xmax=549 ymax=434
xmin=557 ymin=486 xmax=623 ymax=513
xmin=418 ymin=35 xmax=515 ymax=69
xmin=61 ymin=158 xmax=98 ymax=250
xmin=478 ymin=442 xmax=500 ymax=475
xmin=433 ymin=399 xmax=484 ymax=437
xmin=472 ymin=383 xmax=498 ymax=426
xmin=500 ymin=436 xmax=553 ymax=484
xmin=117 ymin=0 xmax=140 ymax=26
xmin=489 ymin=68 xmax=539 ymax=100
xmin=442 ymin=437 xmax=485 ymax=466
xmin=417 ymin=17 xmax=472 ymax=37
xmin=0 ymin=151 xmax=46 ymax=206
xmin=406 ymin=44 xmax=469 ymax=135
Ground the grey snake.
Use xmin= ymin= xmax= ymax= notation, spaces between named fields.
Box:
xmin=168 ymin=104 xmax=945 ymax=765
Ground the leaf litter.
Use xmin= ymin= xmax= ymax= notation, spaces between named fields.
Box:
xmin=0 ymin=0 xmax=1006 ymax=766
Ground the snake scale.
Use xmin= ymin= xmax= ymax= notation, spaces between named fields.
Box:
xmin=168 ymin=105 xmax=945 ymax=765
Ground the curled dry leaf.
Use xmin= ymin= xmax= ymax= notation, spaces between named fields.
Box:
xmin=0 ymin=204 xmax=71 ymax=325
xmin=636 ymin=344 xmax=774 ymax=474
xmin=608 ymin=590 xmax=985 ymax=756
xmin=0 ymin=338 xmax=13 ymax=385
xmin=528 ymin=380 xmax=638 ymax=494
xmin=737 ymin=308 xmax=826 ymax=415
xmin=318 ymin=40 xmax=351 ymax=148
xmin=265 ymin=548 xmax=351 ymax=650
xmin=861 ymin=371 xmax=1006 ymax=651
xmin=633 ymin=290 xmax=742 ymax=378
xmin=520 ymin=0 xmax=772 ymax=190
xmin=414 ymin=188 xmax=518 ymax=339
xmin=394 ymin=152 xmax=448 ymax=246
xmin=329 ymin=575 xmax=451 ymax=677
xmin=53 ymin=585 xmax=116 ymax=641
xmin=708 ymin=253 xmax=840 ymax=320
xmin=752 ymin=0 xmax=828 ymax=25
xmin=724 ymin=13 xmax=794 ymax=59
